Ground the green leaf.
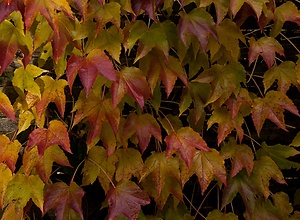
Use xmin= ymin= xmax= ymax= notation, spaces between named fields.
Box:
xmin=291 ymin=131 xmax=300 ymax=147
xmin=230 ymin=0 xmax=269 ymax=18
xmin=200 ymin=0 xmax=230 ymax=24
xmin=256 ymin=142 xmax=300 ymax=169
xmin=0 ymin=164 xmax=13 ymax=209
xmin=206 ymin=209 xmax=238 ymax=220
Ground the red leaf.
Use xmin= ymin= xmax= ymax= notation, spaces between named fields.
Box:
xmin=27 ymin=120 xmax=71 ymax=156
xmin=0 ymin=90 xmax=16 ymax=121
xmin=66 ymin=49 xmax=117 ymax=96
xmin=0 ymin=0 xmax=24 ymax=24
xmin=107 ymin=180 xmax=150 ymax=220
xmin=122 ymin=113 xmax=162 ymax=153
xmin=178 ymin=8 xmax=217 ymax=51
xmin=44 ymin=182 xmax=85 ymax=220
xmin=131 ymin=0 xmax=163 ymax=21
xmin=165 ymin=127 xmax=210 ymax=168
xmin=111 ymin=67 xmax=151 ymax=108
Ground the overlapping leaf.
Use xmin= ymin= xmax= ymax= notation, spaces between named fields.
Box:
xmin=44 ymin=182 xmax=85 ymax=220
xmin=131 ymin=0 xmax=162 ymax=21
xmin=165 ymin=127 xmax=210 ymax=168
xmin=107 ymin=180 xmax=151 ymax=220
xmin=27 ymin=120 xmax=71 ymax=156
xmin=200 ymin=0 xmax=230 ymax=24
xmin=121 ymin=113 xmax=161 ymax=153
xmin=0 ymin=164 xmax=13 ymax=209
xmin=0 ymin=135 xmax=21 ymax=172
xmin=230 ymin=0 xmax=269 ymax=18
xmin=0 ymin=90 xmax=16 ymax=121
xmin=0 ymin=0 xmax=24 ymax=24
xmin=252 ymin=91 xmax=300 ymax=135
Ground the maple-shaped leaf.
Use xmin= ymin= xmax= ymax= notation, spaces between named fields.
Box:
xmin=24 ymin=0 xmax=73 ymax=36
xmin=251 ymin=156 xmax=286 ymax=198
xmin=3 ymin=174 xmax=44 ymax=211
xmin=140 ymin=52 xmax=188 ymax=97
xmin=12 ymin=63 xmax=46 ymax=98
xmin=206 ymin=209 xmax=238 ymax=220
xmin=121 ymin=113 xmax=161 ymax=153
xmin=82 ymin=146 xmax=118 ymax=192
xmin=0 ymin=164 xmax=13 ymax=209
xmin=72 ymin=92 xmax=120 ymax=145
xmin=125 ymin=21 xmax=169 ymax=62
xmin=0 ymin=90 xmax=16 ymax=121
xmin=23 ymin=145 xmax=72 ymax=183
xmin=270 ymin=1 xmax=300 ymax=37
xmin=256 ymin=142 xmax=300 ymax=169
xmin=220 ymin=138 xmax=254 ymax=177
xmin=0 ymin=135 xmax=21 ymax=172
xmin=225 ymin=88 xmax=253 ymax=119
xmin=27 ymin=120 xmax=71 ymax=156
xmin=230 ymin=0 xmax=269 ymax=18
xmin=87 ymin=1 xmax=120 ymax=34
xmin=140 ymin=152 xmax=182 ymax=203
xmin=131 ymin=0 xmax=162 ymax=21
xmin=165 ymin=127 xmax=210 ymax=168
xmin=107 ymin=180 xmax=151 ymax=220
xmin=200 ymin=0 xmax=230 ymax=24
xmin=252 ymin=91 xmax=300 ymax=135
xmin=44 ymin=182 xmax=85 ymax=220
xmin=193 ymin=62 xmax=246 ymax=106
xmin=248 ymin=36 xmax=284 ymax=69
xmin=66 ymin=49 xmax=117 ymax=96
xmin=190 ymin=149 xmax=227 ymax=194
xmin=178 ymin=7 xmax=217 ymax=51
xmin=263 ymin=61 xmax=299 ymax=93
xmin=115 ymin=148 xmax=143 ymax=182
xmin=111 ymin=67 xmax=151 ymax=108
xmin=207 ymin=106 xmax=245 ymax=145
xmin=35 ymin=76 xmax=68 ymax=121
xmin=0 ymin=16 xmax=32 ymax=75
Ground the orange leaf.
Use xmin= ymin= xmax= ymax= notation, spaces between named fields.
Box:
xmin=27 ymin=120 xmax=71 ymax=156
xmin=0 ymin=135 xmax=21 ymax=172
xmin=0 ymin=90 xmax=16 ymax=121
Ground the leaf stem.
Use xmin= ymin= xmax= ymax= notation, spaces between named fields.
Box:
xmin=158 ymin=109 xmax=176 ymax=132
xmin=247 ymin=57 xmax=258 ymax=83
xmin=87 ymin=158 xmax=116 ymax=189
xmin=182 ymin=193 xmax=205 ymax=219
xmin=280 ymin=32 xmax=300 ymax=54
xmin=70 ymin=159 xmax=85 ymax=184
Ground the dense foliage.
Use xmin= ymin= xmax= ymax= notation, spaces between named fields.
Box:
xmin=1 ymin=0 xmax=300 ymax=219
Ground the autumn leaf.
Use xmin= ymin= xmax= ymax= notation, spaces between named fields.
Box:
xmin=190 ymin=149 xmax=227 ymax=194
xmin=0 ymin=90 xmax=16 ymax=121
xmin=66 ymin=49 xmax=117 ymax=95
xmin=17 ymin=110 xmax=35 ymax=134
xmin=291 ymin=131 xmax=300 ymax=147
xmin=139 ymin=152 xmax=182 ymax=209
xmin=252 ymin=91 xmax=300 ymax=135
xmin=0 ymin=164 xmax=13 ymax=209
xmin=200 ymin=0 xmax=230 ymax=24
xmin=0 ymin=0 xmax=24 ymax=24
xmin=207 ymin=106 xmax=245 ymax=145
xmin=111 ymin=67 xmax=151 ymax=108
xmin=270 ymin=1 xmax=300 ymax=37
xmin=193 ymin=62 xmax=246 ymax=106
xmin=0 ymin=135 xmax=21 ymax=172
xmin=178 ymin=7 xmax=217 ymax=51
xmin=121 ymin=113 xmax=161 ymax=153
xmin=27 ymin=120 xmax=71 ymax=156
xmin=263 ymin=61 xmax=299 ymax=93
xmin=131 ymin=0 xmax=161 ymax=21
xmin=206 ymin=209 xmax=238 ymax=220
xmin=165 ymin=127 xmax=210 ymax=168
xmin=115 ymin=148 xmax=143 ymax=182
xmin=256 ymin=142 xmax=300 ymax=169
xmin=23 ymin=145 xmax=72 ymax=183
xmin=230 ymin=0 xmax=269 ymax=18
xmin=35 ymin=76 xmax=68 ymax=121
xmin=44 ymin=182 xmax=85 ymax=220
xmin=82 ymin=146 xmax=118 ymax=193
xmin=220 ymin=138 xmax=254 ymax=177
xmin=107 ymin=180 xmax=151 ymax=220
xmin=72 ymin=92 xmax=120 ymax=145
xmin=248 ymin=36 xmax=284 ymax=69
xmin=3 ymin=174 xmax=44 ymax=211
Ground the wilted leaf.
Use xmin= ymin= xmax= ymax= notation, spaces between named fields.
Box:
xmin=23 ymin=145 xmax=72 ymax=183
xmin=44 ymin=182 xmax=85 ymax=220
xmin=27 ymin=120 xmax=71 ymax=156
xmin=165 ymin=127 xmax=210 ymax=168
xmin=0 ymin=135 xmax=21 ymax=172
xmin=122 ymin=113 xmax=161 ymax=153
xmin=111 ymin=67 xmax=151 ymax=108
xmin=35 ymin=76 xmax=68 ymax=121
xmin=4 ymin=174 xmax=44 ymax=211
xmin=252 ymin=91 xmax=300 ymax=135
xmin=82 ymin=146 xmax=118 ymax=192
xmin=0 ymin=90 xmax=16 ymax=121
xmin=256 ymin=142 xmax=300 ymax=169
xmin=0 ymin=164 xmax=13 ymax=209
xmin=107 ymin=180 xmax=151 ymax=220
xmin=115 ymin=148 xmax=143 ymax=182
xmin=178 ymin=8 xmax=217 ymax=51
xmin=248 ymin=36 xmax=284 ymax=69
